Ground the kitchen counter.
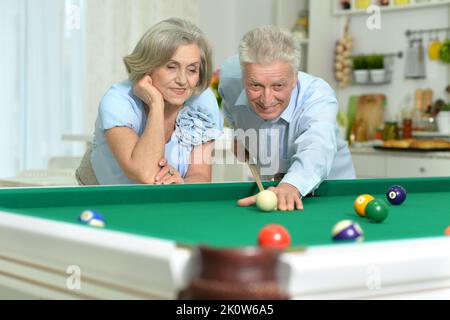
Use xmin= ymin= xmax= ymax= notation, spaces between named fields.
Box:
xmin=350 ymin=146 xmax=450 ymax=160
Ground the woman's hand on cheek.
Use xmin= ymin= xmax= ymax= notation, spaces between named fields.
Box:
xmin=133 ymin=75 xmax=164 ymax=109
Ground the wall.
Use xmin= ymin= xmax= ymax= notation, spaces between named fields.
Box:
xmin=84 ymin=0 xmax=200 ymax=135
xmin=199 ymin=0 xmax=304 ymax=70
xmin=199 ymin=0 xmax=273 ymax=70
xmin=307 ymin=0 xmax=338 ymax=83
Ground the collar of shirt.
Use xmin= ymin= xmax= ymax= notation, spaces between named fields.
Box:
xmin=234 ymin=80 xmax=300 ymax=124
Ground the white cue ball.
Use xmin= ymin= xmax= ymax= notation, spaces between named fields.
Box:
xmin=255 ymin=190 xmax=278 ymax=212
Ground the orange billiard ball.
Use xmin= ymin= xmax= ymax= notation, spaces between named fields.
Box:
xmin=445 ymin=226 xmax=450 ymax=236
xmin=354 ymin=194 xmax=375 ymax=217
xmin=258 ymin=224 xmax=291 ymax=249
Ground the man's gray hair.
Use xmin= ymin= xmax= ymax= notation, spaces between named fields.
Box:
xmin=238 ymin=25 xmax=301 ymax=73
xmin=123 ymin=18 xmax=212 ymax=92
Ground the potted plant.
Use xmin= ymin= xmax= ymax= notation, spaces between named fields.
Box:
xmin=352 ymin=55 xmax=369 ymax=84
xmin=367 ymin=54 xmax=386 ymax=83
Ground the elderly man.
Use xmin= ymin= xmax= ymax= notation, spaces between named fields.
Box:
xmin=219 ymin=25 xmax=355 ymax=211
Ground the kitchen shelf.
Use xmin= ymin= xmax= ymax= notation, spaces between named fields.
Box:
xmin=333 ymin=0 xmax=450 ymax=16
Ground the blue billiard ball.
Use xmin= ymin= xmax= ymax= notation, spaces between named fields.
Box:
xmin=79 ymin=210 xmax=105 ymax=227
xmin=386 ymin=185 xmax=407 ymax=205
xmin=332 ymin=220 xmax=364 ymax=242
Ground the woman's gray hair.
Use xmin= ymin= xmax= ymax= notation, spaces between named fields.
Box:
xmin=123 ymin=18 xmax=212 ymax=92
xmin=238 ymin=25 xmax=301 ymax=73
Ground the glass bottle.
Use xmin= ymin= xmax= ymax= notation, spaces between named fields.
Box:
xmin=383 ymin=121 xmax=399 ymax=140
xmin=402 ymin=118 xmax=412 ymax=139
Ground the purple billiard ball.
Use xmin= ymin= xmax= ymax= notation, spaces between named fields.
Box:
xmin=386 ymin=185 xmax=407 ymax=205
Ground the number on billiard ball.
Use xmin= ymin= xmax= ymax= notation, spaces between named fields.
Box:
xmin=258 ymin=224 xmax=291 ymax=249
xmin=332 ymin=220 xmax=364 ymax=242
xmin=386 ymin=185 xmax=407 ymax=205
xmin=79 ymin=209 xmax=105 ymax=227
xmin=354 ymin=194 xmax=375 ymax=217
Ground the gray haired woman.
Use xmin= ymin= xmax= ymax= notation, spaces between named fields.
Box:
xmin=76 ymin=18 xmax=223 ymax=185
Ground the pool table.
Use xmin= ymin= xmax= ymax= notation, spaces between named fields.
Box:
xmin=1 ymin=177 xmax=450 ymax=299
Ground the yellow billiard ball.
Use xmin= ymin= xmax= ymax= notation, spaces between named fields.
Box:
xmin=255 ymin=190 xmax=278 ymax=212
xmin=354 ymin=194 xmax=375 ymax=217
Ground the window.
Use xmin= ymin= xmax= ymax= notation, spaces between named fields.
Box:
xmin=0 ymin=0 xmax=84 ymax=177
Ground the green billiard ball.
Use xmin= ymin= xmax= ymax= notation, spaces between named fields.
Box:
xmin=365 ymin=199 xmax=389 ymax=223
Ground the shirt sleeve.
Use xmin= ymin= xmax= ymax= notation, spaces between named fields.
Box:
xmin=280 ymin=78 xmax=339 ymax=197
xmin=98 ymin=93 xmax=139 ymax=131
xmin=176 ymin=88 xmax=224 ymax=146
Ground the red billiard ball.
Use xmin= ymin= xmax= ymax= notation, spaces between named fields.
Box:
xmin=258 ymin=224 xmax=291 ymax=249
xmin=445 ymin=226 xmax=450 ymax=236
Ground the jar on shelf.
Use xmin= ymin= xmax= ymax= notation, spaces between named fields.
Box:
xmin=402 ymin=118 xmax=412 ymax=139
xmin=383 ymin=121 xmax=399 ymax=140
xmin=340 ymin=0 xmax=351 ymax=10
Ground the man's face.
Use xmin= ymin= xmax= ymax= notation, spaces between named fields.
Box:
xmin=243 ymin=60 xmax=297 ymax=121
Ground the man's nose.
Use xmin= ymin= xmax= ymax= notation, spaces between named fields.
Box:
xmin=262 ymin=89 xmax=274 ymax=106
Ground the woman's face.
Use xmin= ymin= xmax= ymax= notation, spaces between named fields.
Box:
xmin=150 ymin=43 xmax=201 ymax=108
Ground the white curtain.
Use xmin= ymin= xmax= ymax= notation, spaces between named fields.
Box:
xmin=1 ymin=0 xmax=200 ymax=178
xmin=0 ymin=0 xmax=23 ymax=177
xmin=1 ymin=0 xmax=84 ymax=176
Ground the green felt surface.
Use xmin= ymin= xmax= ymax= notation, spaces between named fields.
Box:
xmin=1 ymin=178 xmax=449 ymax=247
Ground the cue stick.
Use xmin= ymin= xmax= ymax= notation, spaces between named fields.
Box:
xmin=248 ymin=163 xmax=264 ymax=193
xmin=232 ymin=137 xmax=264 ymax=193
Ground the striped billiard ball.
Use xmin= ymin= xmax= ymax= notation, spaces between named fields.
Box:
xmin=354 ymin=194 xmax=375 ymax=217
xmin=79 ymin=209 xmax=105 ymax=228
xmin=332 ymin=220 xmax=364 ymax=242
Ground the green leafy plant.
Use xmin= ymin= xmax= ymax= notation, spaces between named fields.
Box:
xmin=440 ymin=40 xmax=450 ymax=64
xmin=352 ymin=55 xmax=368 ymax=70
xmin=366 ymin=54 xmax=384 ymax=70
xmin=434 ymin=99 xmax=450 ymax=112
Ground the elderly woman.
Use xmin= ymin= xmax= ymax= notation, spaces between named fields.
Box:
xmin=76 ymin=18 xmax=223 ymax=185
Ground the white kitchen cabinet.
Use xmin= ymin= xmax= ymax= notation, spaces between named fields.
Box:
xmin=386 ymin=157 xmax=450 ymax=177
xmin=352 ymin=148 xmax=450 ymax=178
xmin=352 ymin=154 xmax=387 ymax=178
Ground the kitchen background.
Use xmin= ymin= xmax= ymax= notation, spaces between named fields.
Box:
xmin=1 ymin=0 xmax=450 ymax=187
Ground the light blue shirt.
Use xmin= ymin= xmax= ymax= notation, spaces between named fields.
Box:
xmin=219 ymin=55 xmax=355 ymax=196
xmin=91 ymin=80 xmax=223 ymax=185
